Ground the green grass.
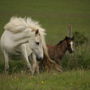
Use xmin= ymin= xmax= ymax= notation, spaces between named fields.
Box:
xmin=0 ymin=70 xmax=90 ymax=90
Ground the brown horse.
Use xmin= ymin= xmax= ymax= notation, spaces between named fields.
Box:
xmin=39 ymin=36 xmax=74 ymax=72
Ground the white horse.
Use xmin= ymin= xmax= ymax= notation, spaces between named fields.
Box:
xmin=0 ymin=17 xmax=48 ymax=74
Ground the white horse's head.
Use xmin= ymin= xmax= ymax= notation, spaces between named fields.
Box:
xmin=24 ymin=17 xmax=47 ymax=61
xmin=30 ymin=29 xmax=44 ymax=60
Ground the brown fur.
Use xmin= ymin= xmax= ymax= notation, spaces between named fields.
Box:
xmin=39 ymin=36 xmax=74 ymax=72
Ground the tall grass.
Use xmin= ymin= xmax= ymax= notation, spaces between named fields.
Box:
xmin=62 ymin=44 xmax=90 ymax=70
xmin=61 ymin=31 xmax=90 ymax=70
xmin=0 ymin=70 xmax=90 ymax=90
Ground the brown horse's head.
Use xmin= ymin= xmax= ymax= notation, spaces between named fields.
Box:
xmin=65 ymin=36 xmax=74 ymax=53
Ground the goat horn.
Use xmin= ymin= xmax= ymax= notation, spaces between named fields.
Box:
xmin=67 ymin=24 xmax=72 ymax=37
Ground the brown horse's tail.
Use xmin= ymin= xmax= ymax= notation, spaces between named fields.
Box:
xmin=42 ymin=54 xmax=62 ymax=72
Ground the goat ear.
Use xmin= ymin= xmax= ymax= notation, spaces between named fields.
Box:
xmin=71 ymin=36 xmax=74 ymax=40
xmin=35 ymin=29 xmax=39 ymax=35
xmin=65 ymin=36 xmax=68 ymax=40
xmin=67 ymin=24 xmax=73 ymax=38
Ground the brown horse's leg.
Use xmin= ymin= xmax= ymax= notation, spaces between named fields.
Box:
xmin=54 ymin=63 xmax=63 ymax=72
xmin=45 ymin=59 xmax=52 ymax=72
xmin=45 ymin=58 xmax=63 ymax=72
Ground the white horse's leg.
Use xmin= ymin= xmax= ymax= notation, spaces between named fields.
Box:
xmin=36 ymin=62 xmax=39 ymax=74
xmin=32 ymin=54 xmax=39 ymax=74
xmin=21 ymin=45 xmax=32 ymax=73
xmin=3 ymin=50 xmax=9 ymax=72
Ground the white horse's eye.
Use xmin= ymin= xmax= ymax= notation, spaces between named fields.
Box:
xmin=36 ymin=42 xmax=39 ymax=45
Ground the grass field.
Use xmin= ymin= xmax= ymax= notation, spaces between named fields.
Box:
xmin=0 ymin=0 xmax=90 ymax=89
xmin=0 ymin=70 xmax=90 ymax=90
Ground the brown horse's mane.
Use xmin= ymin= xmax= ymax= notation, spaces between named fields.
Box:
xmin=56 ymin=36 xmax=73 ymax=46
xmin=56 ymin=38 xmax=66 ymax=46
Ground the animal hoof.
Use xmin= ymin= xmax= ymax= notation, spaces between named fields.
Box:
xmin=5 ymin=69 xmax=9 ymax=74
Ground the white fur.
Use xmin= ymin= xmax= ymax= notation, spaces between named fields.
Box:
xmin=0 ymin=16 xmax=48 ymax=74
xmin=70 ymin=41 xmax=74 ymax=51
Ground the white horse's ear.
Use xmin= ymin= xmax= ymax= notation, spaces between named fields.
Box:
xmin=35 ymin=29 xmax=39 ymax=35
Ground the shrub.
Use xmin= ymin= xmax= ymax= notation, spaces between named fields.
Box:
xmin=61 ymin=32 xmax=89 ymax=70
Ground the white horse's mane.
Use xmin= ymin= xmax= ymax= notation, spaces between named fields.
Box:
xmin=4 ymin=16 xmax=46 ymax=35
xmin=4 ymin=16 xmax=48 ymax=57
